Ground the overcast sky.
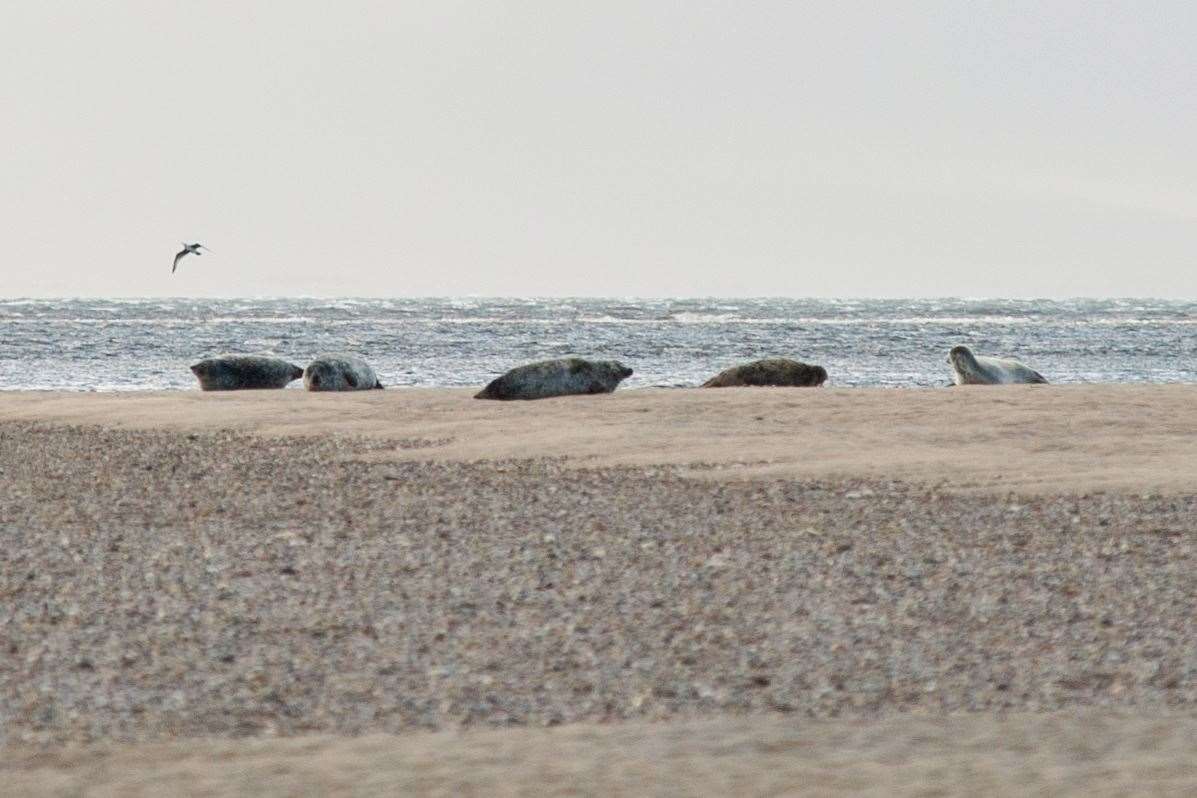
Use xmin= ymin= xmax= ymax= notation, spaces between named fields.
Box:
xmin=2 ymin=2 xmax=1195 ymax=298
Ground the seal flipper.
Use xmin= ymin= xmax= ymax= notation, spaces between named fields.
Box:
xmin=374 ymin=380 xmax=384 ymax=389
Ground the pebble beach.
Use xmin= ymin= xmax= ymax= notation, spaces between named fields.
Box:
xmin=2 ymin=386 xmax=1196 ymax=794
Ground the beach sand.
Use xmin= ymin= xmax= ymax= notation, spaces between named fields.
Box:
xmin=4 ymin=383 xmax=1197 ymax=492
xmin=1 ymin=386 xmax=1195 ymax=795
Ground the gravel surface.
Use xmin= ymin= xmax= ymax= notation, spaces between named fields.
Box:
xmin=1 ymin=422 xmax=1195 ymax=747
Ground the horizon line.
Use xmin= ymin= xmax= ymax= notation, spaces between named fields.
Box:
xmin=4 ymin=294 xmax=1197 ymax=303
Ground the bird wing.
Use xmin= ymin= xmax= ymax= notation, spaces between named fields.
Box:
xmin=172 ymin=249 xmax=187 ymax=273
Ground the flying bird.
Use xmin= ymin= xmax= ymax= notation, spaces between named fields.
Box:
xmin=172 ymin=242 xmax=211 ymax=273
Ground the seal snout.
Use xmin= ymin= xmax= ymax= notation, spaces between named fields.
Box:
xmin=619 ymin=365 xmax=634 ymax=378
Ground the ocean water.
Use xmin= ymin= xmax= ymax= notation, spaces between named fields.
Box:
xmin=1 ymin=297 xmax=1194 ymax=391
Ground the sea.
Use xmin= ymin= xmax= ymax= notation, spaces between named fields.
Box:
xmin=1 ymin=297 xmax=1195 ymax=391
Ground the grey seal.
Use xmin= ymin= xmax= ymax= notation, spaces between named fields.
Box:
xmin=475 ymin=358 xmax=633 ymax=400
xmin=304 ymin=354 xmax=384 ymax=391
xmin=701 ymin=358 xmax=828 ymax=388
xmin=190 ymin=355 xmax=304 ymax=391
xmin=947 ymin=345 xmax=1047 ymax=385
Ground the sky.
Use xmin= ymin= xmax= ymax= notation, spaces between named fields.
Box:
xmin=2 ymin=1 xmax=1195 ymax=298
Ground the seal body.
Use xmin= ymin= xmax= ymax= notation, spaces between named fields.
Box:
xmin=190 ymin=355 xmax=304 ymax=391
xmin=475 ymin=358 xmax=633 ymax=400
xmin=304 ymin=354 xmax=384 ymax=391
xmin=947 ymin=345 xmax=1047 ymax=385
xmin=701 ymin=358 xmax=828 ymax=388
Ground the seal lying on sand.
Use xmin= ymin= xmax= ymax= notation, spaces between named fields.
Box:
xmin=701 ymin=358 xmax=828 ymax=388
xmin=475 ymin=358 xmax=633 ymax=400
xmin=190 ymin=355 xmax=304 ymax=391
xmin=947 ymin=345 xmax=1048 ymax=385
xmin=304 ymin=354 xmax=384 ymax=391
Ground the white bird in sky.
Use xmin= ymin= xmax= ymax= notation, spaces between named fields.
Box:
xmin=172 ymin=242 xmax=211 ymax=274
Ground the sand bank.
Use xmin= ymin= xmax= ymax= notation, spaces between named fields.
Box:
xmin=2 ymin=384 xmax=1196 ymax=493
xmin=1 ymin=389 xmax=1195 ymax=795
xmin=7 ymin=710 xmax=1197 ymax=797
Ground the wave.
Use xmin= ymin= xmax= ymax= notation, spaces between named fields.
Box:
xmin=5 ymin=315 xmax=1197 ymax=327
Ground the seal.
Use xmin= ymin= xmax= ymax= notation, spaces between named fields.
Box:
xmin=304 ymin=354 xmax=384 ymax=391
xmin=701 ymin=358 xmax=827 ymax=388
xmin=190 ymin=354 xmax=304 ymax=391
xmin=947 ymin=345 xmax=1047 ymax=385
xmin=475 ymin=358 xmax=633 ymax=400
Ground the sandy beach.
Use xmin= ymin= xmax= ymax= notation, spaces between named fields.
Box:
xmin=4 ymin=383 xmax=1197 ymax=492
xmin=2 ymin=386 xmax=1196 ymax=795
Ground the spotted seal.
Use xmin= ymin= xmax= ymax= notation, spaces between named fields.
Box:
xmin=475 ymin=358 xmax=633 ymax=400
xmin=304 ymin=354 xmax=384 ymax=391
xmin=701 ymin=358 xmax=827 ymax=388
xmin=190 ymin=355 xmax=304 ymax=391
xmin=947 ymin=345 xmax=1047 ymax=385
